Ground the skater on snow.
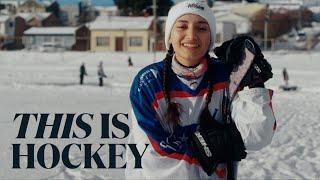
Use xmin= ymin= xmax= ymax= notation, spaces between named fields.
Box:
xmin=97 ymin=61 xmax=107 ymax=86
xmin=126 ymin=0 xmax=276 ymax=179
xmin=128 ymin=56 xmax=133 ymax=67
xmin=79 ymin=62 xmax=87 ymax=85
xmin=283 ymin=68 xmax=289 ymax=86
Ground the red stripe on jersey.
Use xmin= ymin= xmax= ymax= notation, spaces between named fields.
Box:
xmin=147 ymin=136 xmax=199 ymax=165
xmin=151 ymin=81 xmax=227 ymax=109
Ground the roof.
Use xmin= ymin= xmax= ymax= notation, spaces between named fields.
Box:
xmin=260 ymin=0 xmax=320 ymax=6
xmin=88 ymin=16 xmax=154 ymax=30
xmin=19 ymin=0 xmax=49 ymax=7
xmin=94 ymin=6 xmax=118 ymax=11
xmin=231 ymin=3 xmax=266 ymax=18
xmin=24 ymin=27 xmax=77 ymax=35
xmin=211 ymin=2 xmax=243 ymax=13
xmin=16 ymin=12 xmax=51 ymax=21
xmin=215 ymin=12 xmax=250 ymax=22
xmin=0 ymin=15 xmax=10 ymax=22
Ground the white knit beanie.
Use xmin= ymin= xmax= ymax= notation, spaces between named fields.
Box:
xmin=165 ymin=0 xmax=216 ymax=51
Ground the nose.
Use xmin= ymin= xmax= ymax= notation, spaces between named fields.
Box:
xmin=185 ymin=26 xmax=198 ymax=41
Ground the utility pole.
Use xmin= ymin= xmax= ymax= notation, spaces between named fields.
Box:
xmin=153 ymin=0 xmax=157 ymax=62
xmin=264 ymin=4 xmax=270 ymax=51
xmin=298 ymin=4 xmax=302 ymax=30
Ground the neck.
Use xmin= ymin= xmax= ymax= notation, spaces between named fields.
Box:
xmin=175 ymin=55 xmax=206 ymax=67
xmin=175 ymin=59 xmax=200 ymax=68
xmin=171 ymin=54 xmax=208 ymax=80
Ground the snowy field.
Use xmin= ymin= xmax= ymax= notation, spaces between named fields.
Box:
xmin=0 ymin=50 xmax=320 ymax=179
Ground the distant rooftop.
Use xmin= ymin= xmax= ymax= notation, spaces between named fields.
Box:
xmin=88 ymin=16 xmax=154 ymax=30
xmin=259 ymin=0 xmax=320 ymax=6
xmin=24 ymin=27 xmax=77 ymax=35
xmin=16 ymin=12 xmax=51 ymax=21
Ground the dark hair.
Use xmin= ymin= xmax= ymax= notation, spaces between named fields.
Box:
xmin=163 ymin=45 xmax=214 ymax=128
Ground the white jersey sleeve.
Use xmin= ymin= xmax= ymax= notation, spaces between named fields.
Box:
xmin=231 ymin=88 xmax=276 ymax=151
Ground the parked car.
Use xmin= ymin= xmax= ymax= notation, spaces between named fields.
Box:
xmin=39 ymin=42 xmax=65 ymax=52
xmin=296 ymin=31 xmax=307 ymax=41
xmin=0 ymin=42 xmax=25 ymax=50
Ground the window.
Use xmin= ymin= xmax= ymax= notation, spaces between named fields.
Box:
xmin=96 ymin=36 xmax=109 ymax=47
xmin=54 ymin=36 xmax=62 ymax=43
xmin=129 ymin=37 xmax=143 ymax=47
xmin=44 ymin=36 xmax=52 ymax=43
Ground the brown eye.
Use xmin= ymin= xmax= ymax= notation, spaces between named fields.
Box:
xmin=198 ymin=26 xmax=208 ymax=31
xmin=176 ymin=25 xmax=187 ymax=29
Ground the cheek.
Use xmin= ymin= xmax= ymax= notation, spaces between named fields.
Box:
xmin=201 ymin=34 xmax=211 ymax=49
xmin=170 ymin=30 xmax=183 ymax=44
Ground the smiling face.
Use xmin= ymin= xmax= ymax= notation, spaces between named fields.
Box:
xmin=169 ymin=14 xmax=211 ymax=67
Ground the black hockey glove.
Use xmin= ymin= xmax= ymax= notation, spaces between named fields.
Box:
xmin=190 ymin=121 xmax=227 ymax=175
xmin=190 ymin=119 xmax=247 ymax=176
xmin=214 ymin=35 xmax=273 ymax=88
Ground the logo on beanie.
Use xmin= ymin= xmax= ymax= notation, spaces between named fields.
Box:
xmin=187 ymin=3 xmax=204 ymax=10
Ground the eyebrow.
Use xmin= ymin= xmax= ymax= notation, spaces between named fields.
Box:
xmin=176 ymin=20 xmax=209 ymax=24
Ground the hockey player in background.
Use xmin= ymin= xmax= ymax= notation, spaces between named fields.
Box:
xmin=97 ymin=61 xmax=107 ymax=86
xmin=79 ymin=62 xmax=87 ymax=85
xmin=283 ymin=68 xmax=289 ymax=86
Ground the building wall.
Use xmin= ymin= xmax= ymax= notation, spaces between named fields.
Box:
xmin=126 ymin=30 xmax=150 ymax=52
xmin=90 ymin=29 xmax=150 ymax=52
xmin=60 ymin=6 xmax=79 ymax=26
xmin=73 ymin=26 xmax=90 ymax=51
xmin=23 ymin=35 xmax=75 ymax=50
xmin=42 ymin=14 xmax=60 ymax=27
xmin=90 ymin=30 xmax=120 ymax=52
xmin=215 ymin=22 xmax=237 ymax=45
xmin=14 ymin=17 xmax=27 ymax=44
xmin=0 ymin=22 xmax=5 ymax=35
xmin=27 ymin=17 xmax=41 ymax=27
xmin=0 ymin=18 xmax=15 ymax=43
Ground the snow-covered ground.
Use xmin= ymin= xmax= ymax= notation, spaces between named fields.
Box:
xmin=0 ymin=50 xmax=319 ymax=179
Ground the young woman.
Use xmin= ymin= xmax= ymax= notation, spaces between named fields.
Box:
xmin=126 ymin=0 xmax=276 ymax=179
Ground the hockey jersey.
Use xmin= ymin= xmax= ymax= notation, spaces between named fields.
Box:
xmin=126 ymin=59 xmax=276 ymax=179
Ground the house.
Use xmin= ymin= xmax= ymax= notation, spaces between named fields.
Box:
xmin=0 ymin=15 xmax=15 ymax=36
xmin=215 ymin=22 xmax=237 ymax=44
xmin=211 ymin=1 xmax=243 ymax=14
xmin=95 ymin=6 xmax=119 ymax=16
xmin=23 ymin=26 xmax=77 ymax=50
xmin=230 ymin=3 xmax=313 ymax=39
xmin=88 ymin=16 xmax=154 ymax=52
xmin=16 ymin=12 xmax=60 ymax=27
xmin=72 ymin=25 xmax=90 ymax=51
xmin=60 ymin=5 xmax=79 ymax=26
xmin=215 ymin=12 xmax=251 ymax=35
xmin=17 ymin=0 xmax=46 ymax=13
xmin=0 ymin=3 xmax=16 ymax=15
xmin=13 ymin=12 xmax=60 ymax=47
xmin=0 ymin=15 xmax=15 ymax=45
xmin=214 ymin=11 xmax=252 ymax=44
